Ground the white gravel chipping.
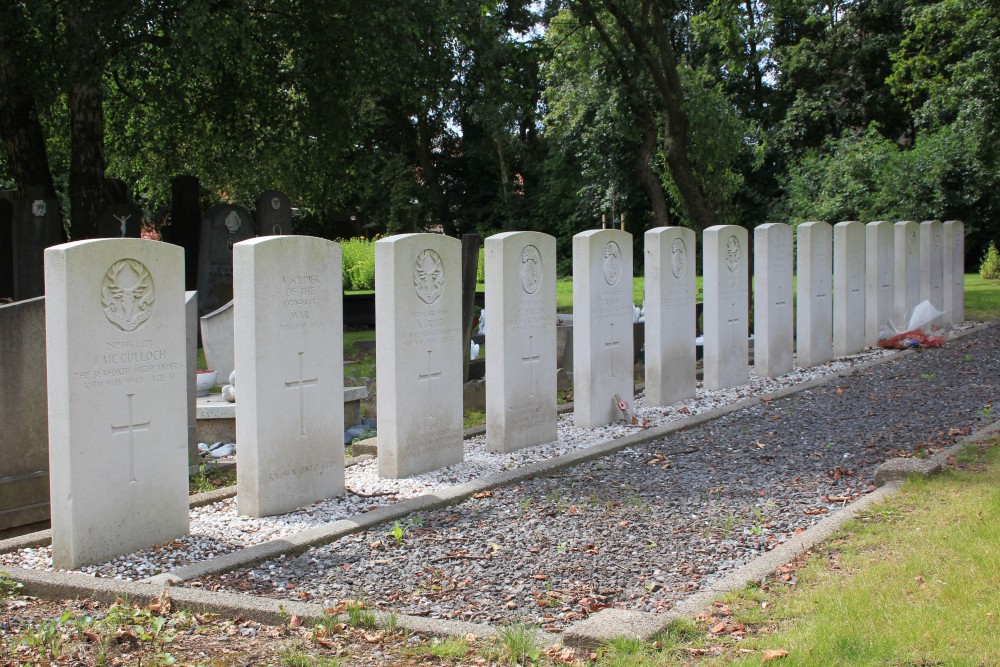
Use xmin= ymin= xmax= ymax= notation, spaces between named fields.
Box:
xmin=0 ymin=344 xmax=916 ymax=580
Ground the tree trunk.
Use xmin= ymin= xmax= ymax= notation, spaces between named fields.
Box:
xmin=635 ymin=108 xmax=670 ymax=227
xmin=415 ymin=112 xmax=455 ymax=236
xmin=63 ymin=0 xmax=109 ymax=240
xmin=0 ymin=1 xmax=57 ymax=201
xmin=68 ymin=81 xmax=108 ymax=240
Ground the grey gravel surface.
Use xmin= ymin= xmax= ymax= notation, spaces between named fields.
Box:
xmin=190 ymin=326 xmax=999 ymax=633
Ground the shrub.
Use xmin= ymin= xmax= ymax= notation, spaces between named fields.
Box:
xmin=980 ymin=241 xmax=1000 ymax=280
xmin=340 ymin=237 xmax=376 ymax=290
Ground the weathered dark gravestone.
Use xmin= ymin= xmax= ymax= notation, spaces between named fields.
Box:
xmin=196 ymin=204 xmax=256 ymax=316
xmin=254 ymin=190 xmax=293 ymax=236
xmin=97 ymin=203 xmax=143 ymax=239
xmin=0 ymin=297 xmax=50 ymax=531
xmin=165 ymin=175 xmax=201 ymax=291
xmin=12 ymin=198 xmax=62 ymax=300
xmin=0 ymin=195 xmax=13 ymax=301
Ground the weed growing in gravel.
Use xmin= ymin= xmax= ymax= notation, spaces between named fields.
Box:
xmin=413 ymin=635 xmax=472 ymax=660
xmin=920 ymin=373 xmax=937 ymax=380
xmin=22 ymin=610 xmax=71 ymax=661
xmin=981 ymin=405 xmax=994 ymax=417
xmin=598 ymin=636 xmax=652 ymax=666
xmin=0 ymin=571 xmax=22 ymax=600
xmin=345 ymin=601 xmax=378 ymax=630
xmin=492 ymin=623 xmax=541 ymax=665
xmin=280 ymin=643 xmax=341 ymax=666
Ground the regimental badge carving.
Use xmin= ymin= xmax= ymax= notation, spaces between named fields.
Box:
xmin=726 ymin=235 xmax=741 ymax=272
xmin=671 ymin=238 xmax=687 ymax=279
xmin=414 ymin=248 xmax=444 ymax=304
xmin=224 ymin=211 xmax=242 ymax=234
xmin=271 ymin=197 xmax=281 ymax=210
xmin=603 ymin=242 xmax=621 ymax=286
xmin=102 ymin=259 xmax=155 ymax=332
xmin=908 ymin=229 xmax=918 ymax=256
xmin=933 ymin=228 xmax=941 ymax=251
xmin=520 ymin=244 xmax=542 ymax=294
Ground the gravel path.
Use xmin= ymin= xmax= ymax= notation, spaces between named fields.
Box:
xmin=188 ymin=325 xmax=999 ymax=632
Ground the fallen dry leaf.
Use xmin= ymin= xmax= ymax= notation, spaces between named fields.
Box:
xmin=763 ymin=648 xmax=789 ymax=662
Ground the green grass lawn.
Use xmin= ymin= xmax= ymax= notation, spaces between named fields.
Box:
xmin=693 ymin=439 xmax=1000 ymax=666
xmin=963 ymin=273 xmax=1000 ymax=321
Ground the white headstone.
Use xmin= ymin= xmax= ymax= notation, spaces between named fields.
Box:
xmin=894 ymin=220 xmax=920 ymax=326
xmin=919 ymin=220 xmax=944 ymax=327
xmin=44 ymin=239 xmax=189 ymax=568
xmin=833 ymin=221 xmax=866 ymax=356
xmin=703 ymin=225 xmax=749 ymax=389
xmin=234 ymin=236 xmax=344 ymax=516
xmin=865 ymin=221 xmax=894 ymax=346
xmin=376 ymin=234 xmax=463 ymax=478
xmin=199 ymin=300 xmax=234 ymax=383
xmin=485 ymin=231 xmax=557 ymax=452
xmin=796 ymin=221 xmax=833 ymax=368
xmin=753 ymin=223 xmax=793 ymax=377
xmin=572 ymin=229 xmax=633 ymax=428
xmin=644 ymin=226 xmax=696 ymax=403
xmin=942 ymin=220 xmax=965 ymax=324
xmin=185 ymin=290 xmax=198 ymax=466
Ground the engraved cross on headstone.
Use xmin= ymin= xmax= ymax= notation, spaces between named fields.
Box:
xmin=285 ymin=351 xmax=319 ymax=437
xmin=604 ymin=323 xmax=621 ymax=379
xmin=521 ymin=335 xmax=541 ymax=398
xmin=727 ymin=301 xmax=741 ymax=346
xmin=111 ymin=393 xmax=151 ymax=483
xmin=418 ymin=349 xmax=442 ymax=421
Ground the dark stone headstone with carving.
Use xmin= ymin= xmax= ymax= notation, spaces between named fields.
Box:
xmin=196 ymin=204 xmax=255 ymax=316
xmin=12 ymin=197 xmax=62 ymax=300
xmin=0 ymin=194 xmax=13 ymax=301
xmin=254 ymin=190 xmax=293 ymax=236
xmin=97 ymin=202 xmax=143 ymax=238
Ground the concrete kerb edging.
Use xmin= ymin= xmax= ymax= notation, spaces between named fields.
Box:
xmin=4 ymin=321 xmax=995 ymax=647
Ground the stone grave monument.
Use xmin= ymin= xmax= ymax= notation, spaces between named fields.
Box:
xmin=753 ymin=222 xmax=793 ymax=377
xmin=199 ymin=300 xmax=235 ymax=383
xmin=644 ymin=226 xmax=696 ymax=403
xmin=703 ymin=225 xmax=749 ymax=389
xmin=572 ymin=229 xmax=633 ymax=428
xmin=942 ymin=220 xmax=964 ymax=325
xmin=796 ymin=221 xmax=833 ymax=368
xmin=484 ymin=231 xmax=557 ymax=453
xmin=13 ymin=197 xmax=62 ymax=300
xmin=234 ymin=236 xmax=344 ymax=516
xmin=254 ymin=190 xmax=293 ymax=236
xmin=44 ymin=239 xmax=189 ymax=568
xmin=376 ymin=233 xmax=463 ymax=478
xmin=197 ymin=204 xmax=255 ymax=316
xmin=833 ymin=220 xmax=866 ymax=356
xmin=0 ymin=196 xmax=13 ymax=300
xmin=920 ymin=220 xmax=944 ymax=327
xmin=0 ymin=297 xmax=49 ymax=531
xmin=894 ymin=220 xmax=920 ymax=326
xmin=865 ymin=221 xmax=895 ymax=346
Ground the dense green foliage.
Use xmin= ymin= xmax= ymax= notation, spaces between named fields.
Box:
xmin=0 ymin=0 xmax=996 ymax=263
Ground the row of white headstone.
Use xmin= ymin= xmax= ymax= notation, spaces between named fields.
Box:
xmin=42 ymin=220 xmax=962 ymax=568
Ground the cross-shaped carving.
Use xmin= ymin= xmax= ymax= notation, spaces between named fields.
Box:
xmin=418 ymin=349 xmax=442 ymax=421
xmin=285 ymin=351 xmax=319 ymax=437
xmin=604 ymin=323 xmax=621 ymax=379
xmin=521 ymin=335 xmax=541 ymax=398
xmin=111 ymin=393 xmax=151 ymax=483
